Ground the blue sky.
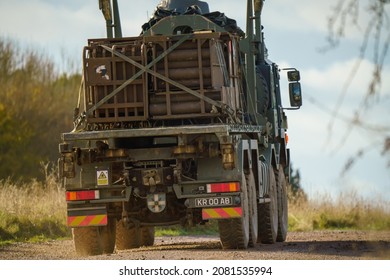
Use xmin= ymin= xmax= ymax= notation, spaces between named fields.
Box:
xmin=0 ymin=0 xmax=389 ymax=201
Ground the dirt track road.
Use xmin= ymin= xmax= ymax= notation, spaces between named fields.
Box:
xmin=0 ymin=231 xmax=389 ymax=260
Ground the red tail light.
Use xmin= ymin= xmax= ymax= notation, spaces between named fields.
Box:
xmin=66 ymin=190 xmax=100 ymax=201
xmin=206 ymin=182 xmax=240 ymax=193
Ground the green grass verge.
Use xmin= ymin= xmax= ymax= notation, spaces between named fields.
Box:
xmin=0 ymin=211 xmax=71 ymax=245
xmin=155 ymin=221 xmax=219 ymax=237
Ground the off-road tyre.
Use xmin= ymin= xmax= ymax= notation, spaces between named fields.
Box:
xmin=140 ymin=227 xmax=155 ymax=247
xmin=256 ymin=70 xmax=270 ymax=115
xmin=72 ymin=217 xmax=117 ymax=256
xmin=257 ymin=165 xmax=278 ymax=244
xmin=246 ymin=170 xmax=258 ymax=247
xmin=218 ymin=173 xmax=250 ymax=249
xmin=115 ymin=220 xmax=141 ymax=250
xmin=275 ymin=167 xmax=288 ymax=242
xmin=101 ymin=218 xmax=116 ymax=253
xmin=73 ymin=227 xmax=103 ymax=256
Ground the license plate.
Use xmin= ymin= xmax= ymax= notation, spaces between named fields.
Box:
xmin=194 ymin=197 xmax=233 ymax=208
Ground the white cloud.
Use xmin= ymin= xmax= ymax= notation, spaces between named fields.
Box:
xmin=262 ymin=0 xmax=372 ymax=40
xmin=262 ymin=0 xmax=333 ymax=33
xmin=0 ymin=0 xmax=104 ymax=67
xmin=304 ymin=59 xmax=376 ymax=98
xmin=297 ymin=58 xmax=390 ymax=123
xmin=0 ymin=1 xmax=95 ymax=40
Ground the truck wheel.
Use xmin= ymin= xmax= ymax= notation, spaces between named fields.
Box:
xmin=140 ymin=227 xmax=155 ymax=246
xmin=101 ymin=218 xmax=116 ymax=254
xmin=72 ymin=227 xmax=103 ymax=256
xmin=275 ymin=167 xmax=288 ymax=242
xmin=218 ymin=173 xmax=250 ymax=249
xmin=72 ymin=218 xmax=116 ymax=256
xmin=257 ymin=165 xmax=278 ymax=244
xmin=115 ymin=220 xmax=141 ymax=250
xmin=246 ymin=170 xmax=258 ymax=247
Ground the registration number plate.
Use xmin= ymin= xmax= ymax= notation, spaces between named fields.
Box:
xmin=194 ymin=197 xmax=233 ymax=207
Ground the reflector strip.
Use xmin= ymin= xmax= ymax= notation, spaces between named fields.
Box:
xmin=206 ymin=182 xmax=240 ymax=193
xmin=202 ymin=207 xmax=242 ymax=219
xmin=67 ymin=214 xmax=107 ymax=227
xmin=66 ymin=190 xmax=99 ymax=201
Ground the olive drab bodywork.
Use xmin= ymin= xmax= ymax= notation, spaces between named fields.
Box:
xmin=59 ymin=0 xmax=302 ymax=256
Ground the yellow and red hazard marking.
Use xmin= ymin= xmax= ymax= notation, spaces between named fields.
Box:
xmin=67 ymin=214 xmax=107 ymax=227
xmin=202 ymin=207 xmax=242 ymax=220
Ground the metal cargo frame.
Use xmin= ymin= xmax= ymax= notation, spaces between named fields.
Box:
xmin=83 ymin=37 xmax=147 ymax=123
xmin=81 ymin=33 xmax=242 ymax=127
xmin=147 ymin=33 xmax=224 ymax=119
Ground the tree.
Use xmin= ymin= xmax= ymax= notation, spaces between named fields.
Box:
xmin=0 ymin=103 xmax=35 ymax=178
xmin=323 ymin=0 xmax=390 ymax=171
xmin=0 ymin=38 xmax=80 ymax=180
xmin=288 ymin=165 xmax=307 ymax=203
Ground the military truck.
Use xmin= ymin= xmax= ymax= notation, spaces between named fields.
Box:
xmin=58 ymin=0 xmax=302 ymax=256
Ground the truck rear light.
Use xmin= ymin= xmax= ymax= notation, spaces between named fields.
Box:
xmin=66 ymin=190 xmax=100 ymax=201
xmin=206 ymin=182 xmax=240 ymax=193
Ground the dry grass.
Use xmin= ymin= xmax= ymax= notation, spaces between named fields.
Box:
xmin=288 ymin=190 xmax=390 ymax=231
xmin=0 ymin=168 xmax=69 ymax=243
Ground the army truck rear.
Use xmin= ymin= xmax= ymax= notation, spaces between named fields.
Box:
xmin=58 ymin=0 xmax=302 ymax=255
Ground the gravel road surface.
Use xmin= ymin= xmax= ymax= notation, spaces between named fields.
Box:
xmin=1 ymin=230 xmax=389 ymax=260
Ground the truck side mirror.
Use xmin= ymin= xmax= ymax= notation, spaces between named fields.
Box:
xmin=287 ymin=70 xmax=300 ymax=82
xmin=289 ymin=82 xmax=302 ymax=108
xmin=280 ymin=67 xmax=302 ymax=109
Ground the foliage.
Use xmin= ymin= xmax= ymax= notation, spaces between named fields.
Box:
xmin=0 ymin=103 xmax=34 ymax=177
xmin=323 ymin=0 xmax=390 ymax=172
xmin=0 ymin=38 xmax=80 ymax=180
xmin=288 ymin=165 xmax=307 ymax=203
xmin=324 ymin=0 xmax=389 ymax=98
